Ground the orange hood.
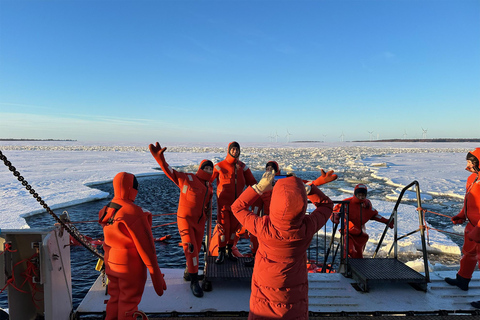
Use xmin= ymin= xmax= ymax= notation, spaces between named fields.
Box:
xmin=269 ymin=176 xmax=307 ymax=230
xmin=196 ymin=159 xmax=213 ymax=181
xmin=225 ymin=141 xmax=240 ymax=164
xmin=470 ymin=148 xmax=480 ymax=159
xmin=266 ymin=160 xmax=281 ymax=175
xmin=113 ymin=172 xmax=138 ymax=202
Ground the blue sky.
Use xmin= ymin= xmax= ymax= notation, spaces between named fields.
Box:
xmin=0 ymin=0 xmax=479 ymax=143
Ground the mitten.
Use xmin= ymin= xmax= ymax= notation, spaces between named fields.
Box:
xmin=252 ymin=170 xmax=275 ymax=194
xmin=313 ymin=169 xmax=338 ymax=186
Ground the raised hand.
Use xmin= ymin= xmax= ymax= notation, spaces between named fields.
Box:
xmin=313 ymin=169 xmax=338 ymax=186
xmin=149 ymin=142 xmax=167 ymax=160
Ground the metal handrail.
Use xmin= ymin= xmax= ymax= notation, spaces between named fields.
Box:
xmin=373 ymin=180 xmax=430 ymax=282
xmin=320 ymin=201 xmax=349 ymax=273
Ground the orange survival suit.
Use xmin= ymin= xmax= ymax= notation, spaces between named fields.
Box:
xmin=210 ymin=142 xmax=257 ymax=253
xmin=99 ymin=172 xmax=166 ymax=320
xmin=333 ymin=184 xmax=392 ymax=258
xmin=232 ymin=176 xmax=333 ymax=320
xmin=238 ymin=163 xmax=338 ymax=258
xmin=149 ymin=144 xmax=213 ymax=276
xmin=452 ymin=148 xmax=480 ymax=280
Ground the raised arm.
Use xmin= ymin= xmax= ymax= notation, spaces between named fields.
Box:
xmin=305 ymin=184 xmax=334 ymax=233
xmin=149 ymin=142 xmax=181 ymax=186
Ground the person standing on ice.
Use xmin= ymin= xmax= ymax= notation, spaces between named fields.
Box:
xmin=231 ymin=170 xmax=333 ymax=319
xmin=98 ymin=172 xmax=166 ymax=320
xmin=149 ymin=142 xmax=213 ymax=298
xmin=333 ymin=184 xmax=394 ymax=258
xmin=445 ymin=149 xmax=480 ymax=308
xmin=210 ymin=141 xmax=257 ymax=264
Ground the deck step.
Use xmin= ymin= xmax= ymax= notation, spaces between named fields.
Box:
xmin=204 ymin=256 xmax=253 ymax=281
xmin=347 ymin=258 xmax=427 ymax=292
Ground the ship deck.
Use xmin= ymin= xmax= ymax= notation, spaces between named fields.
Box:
xmin=75 ymin=269 xmax=480 ymax=319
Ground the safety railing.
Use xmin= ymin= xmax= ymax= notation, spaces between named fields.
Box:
xmin=307 ymin=201 xmax=349 ymax=273
xmin=373 ymin=180 xmax=430 ymax=282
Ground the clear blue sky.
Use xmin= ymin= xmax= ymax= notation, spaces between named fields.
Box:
xmin=1 ymin=0 xmax=479 ymax=143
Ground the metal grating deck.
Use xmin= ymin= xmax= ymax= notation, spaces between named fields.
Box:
xmin=347 ymin=258 xmax=427 ymax=292
xmin=204 ymin=256 xmax=253 ymax=281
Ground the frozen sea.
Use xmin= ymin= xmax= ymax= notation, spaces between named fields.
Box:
xmin=1 ymin=140 xmax=479 ymax=308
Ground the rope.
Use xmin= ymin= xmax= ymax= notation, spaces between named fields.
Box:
xmin=421 ymin=209 xmax=464 ymax=238
xmin=423 ymin=209 xmax=452 ymax=219
xmin=151 ymin=221 xmax=177 ymax=229
xmin=66 ymin=212 xmax=177 ymax=224
xmin=0 ymin=251 xmax=43 ymax=309
xmin=0 ymin=149 xmax=104 ymax=261
xmin=425 ymin=225 xmax=464 ymax=237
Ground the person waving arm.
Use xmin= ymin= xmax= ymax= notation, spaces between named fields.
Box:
xmin=149 ymin=142 xmax=182 ymax=187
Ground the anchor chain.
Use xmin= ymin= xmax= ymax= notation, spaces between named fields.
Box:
xmin=0 ymin=149 xmax=104 ymax=261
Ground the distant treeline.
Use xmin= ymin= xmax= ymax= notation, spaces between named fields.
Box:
xmin=0 ymin=139 xmax=77 ymax=141
xmin=291 ymin=138 xmax=480 ymax=143
xmin=354 ymin=138 xmax=480 ymax=143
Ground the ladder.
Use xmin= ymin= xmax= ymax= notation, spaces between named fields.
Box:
xmin=343 ymin=181 xmax=429 ymax=292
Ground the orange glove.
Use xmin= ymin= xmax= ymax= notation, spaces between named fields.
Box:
xmin=348 ymin=222 xmax=362 ymax=235
xmin=451 ymin=213 xmax=466 ymax=225
xmin=151 ymin=272 xmax=167 ymax=296
xmin=313 ymin=169 xmax=338 ymax=186
xmin=330 ymin=212 xmax=340 ymax=224
xmin=467 ymin=226 xmax=480 ymax=243
xmin=388 ymin=218 xmax=394 ymax=229
xmin=377 ymin=217 xmax=394 ymax=229
xmin=149 ymin=142 xmax=167 ymax=161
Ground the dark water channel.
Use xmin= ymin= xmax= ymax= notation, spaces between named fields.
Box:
xmin=1 ymin=170 xmax=463 ymax=310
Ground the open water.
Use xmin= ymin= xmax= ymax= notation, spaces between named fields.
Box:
xmin=1 ymin=170 xmax=463 ymax=310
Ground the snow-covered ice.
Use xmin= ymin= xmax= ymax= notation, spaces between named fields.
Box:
xmin=1 ymin=140 xmax=478 ymax=268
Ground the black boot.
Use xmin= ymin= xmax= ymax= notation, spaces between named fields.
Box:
xmin=226 ymin=244 xmax=238 ymax=262
xmin=244 ymin=258 xmax=255 ymax=267
xmin=445 ymin=273 xmax=470 ymax=291
xmin=184 ymin=267 xmax=191 ymax=281
xmin=472 ymin=300 xmax=480 ymax=308
xmin=189 ymin=273 xmax=204 ymax=298
xmin=215 ymin=247 xmax=226 ymax=264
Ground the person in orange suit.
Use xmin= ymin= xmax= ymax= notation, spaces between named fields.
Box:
xmin=333 ymin=184 xmax=393 ymax=259
xmin=239 ymin=161 xmax=282 ymax=267
xmin=251 ymin=162 xmax=338 ymax=217
xmin=232 ymin=170 xmax=333 ymax=320
xmin=242 ymin=162 xmax=338 ymax=266
xmin=210 ymin=141 xmax=257 ymax=264
xmin=446 ymin=149 xmax=480 ymax=308
xmin=149 ymin=142 xmax=213 ymax=298
xmin=98 ymin=172 xmax=166 ymax=320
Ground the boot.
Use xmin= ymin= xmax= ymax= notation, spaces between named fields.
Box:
xmin=226 ymin=244 xmax=238 ymax=262
xmin=445 ymin=273 xmax=470 ymax=291
xmin=471 ymin=300 xmax=480 ymax=309
xmin=183 ymin=267 xmax=190 ymax=281
xmin=215 ymin=247 xmax=226 ymax=264
xmin=244 ymin=258 xmax=255 ymax=267
xmin=184 ymin=266 xmax=204 ymax=281
xmin=189 ymin=273 xmax=204 ymax=298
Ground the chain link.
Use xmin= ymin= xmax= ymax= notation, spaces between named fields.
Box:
xmin=0 ymin=150 xmax=104 ymax=261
